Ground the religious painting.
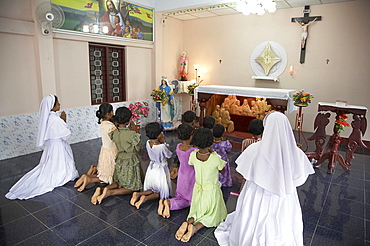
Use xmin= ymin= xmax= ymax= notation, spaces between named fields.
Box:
xmin=51 ymin=0 xmax=154 ymax=41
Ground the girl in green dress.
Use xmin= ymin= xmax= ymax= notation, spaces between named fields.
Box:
xmin=91 ymin=107 xmax=144 ymax=205
xmin=175 ymin=128 xmax=227 ymax=242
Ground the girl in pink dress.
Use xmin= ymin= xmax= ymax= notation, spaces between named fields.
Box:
xmin=212 ymin=124 xmax=233 ymax=187
xmin=74 ymin=103 xmax=119 ymax=192
xmin=158 ymin=124 xmax=196 ymax=218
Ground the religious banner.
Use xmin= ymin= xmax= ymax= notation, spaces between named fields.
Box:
xmin=51 ymin=0 xmax=154 ymax=41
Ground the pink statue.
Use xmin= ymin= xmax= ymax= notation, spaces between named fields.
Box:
xmin=179 ymin=52 xmax=188 ymax=81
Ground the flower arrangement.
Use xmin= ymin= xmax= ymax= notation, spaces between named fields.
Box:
xmin=187 ymin=78 xmax=204 ymax=96
xmin=293 ymin=90 xmax=314 ymax=106
xmin=187 ymin=83 xmax=198 ymax=96
xmin=150 ymin=89 xmax=166 ymax=102
xmin=128 ymin=101 xmax=150 ymax=124
xmin=335 ymin=113 xmax=350 ymax=134
xmin=179 ymin=70 xmax=188 ymax=79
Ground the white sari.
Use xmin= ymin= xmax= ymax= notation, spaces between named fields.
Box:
xmin=6 ymin=95 xmax=79 ymax=200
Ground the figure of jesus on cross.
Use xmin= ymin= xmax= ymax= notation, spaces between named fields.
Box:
xmin=295 ymin=17 xmax=318 ymax=48
xmin=291 ymin=5 xmax=322 ymax=63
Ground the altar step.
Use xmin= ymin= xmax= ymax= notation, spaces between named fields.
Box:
xmin=224 ymin=131 xmax=253 ymax=151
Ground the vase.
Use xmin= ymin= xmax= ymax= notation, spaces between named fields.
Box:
xmin=294 ymin=102 xmax=308 ymax=107
xmin=135 ymin=124 xmax=140 ymax=133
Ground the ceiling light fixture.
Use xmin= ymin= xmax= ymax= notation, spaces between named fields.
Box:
xmin=236 ymin=0 xmax=277 ymax=16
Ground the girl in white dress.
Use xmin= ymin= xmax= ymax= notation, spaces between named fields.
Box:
xmin=130 ymin=122 xmax=172 ymax=209
xmin=214 ymin=111 xmax=315 ymax=246
xmin=6 ymin=95 xmax=79 ymax=200
xmin=74 ymin=103 xmax=119 ymax=192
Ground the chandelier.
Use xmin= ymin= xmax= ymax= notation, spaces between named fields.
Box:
xmin=235 ymin=0 xmax=277 ymax=15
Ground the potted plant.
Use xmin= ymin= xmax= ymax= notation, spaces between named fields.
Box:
xmin=128 ymin=101 xmax=150 ymax=132
xmin=179 ymin=70 xmax=188 ymax=81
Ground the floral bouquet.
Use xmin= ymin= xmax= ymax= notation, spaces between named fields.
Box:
xmin=179 ymin=70 xmax=188 ymax=81
xmin=187 ymin=78 xmax=204 ymax=96
xmin=187 ymin=83 xmax=199 ymax=96
xmin=335 ymin=113 xmax=350 ymax=134
xmin=128 ymin=101 xmax=150 ymax=124
xmin=150 ymin=89 xmax=166 ymax=102
xmin=293 ymin=90 xmax=314 ymax=106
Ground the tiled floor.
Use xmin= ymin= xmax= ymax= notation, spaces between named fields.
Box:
xmin=0 ymin=129 xmax=369 ymax=245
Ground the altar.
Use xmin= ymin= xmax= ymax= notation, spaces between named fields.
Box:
xmin=194 ymin=85 xmax=297 ymax=126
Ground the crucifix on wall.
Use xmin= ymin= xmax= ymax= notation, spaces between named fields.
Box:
xmin=291 ymin=6 xmax=322 ymax=64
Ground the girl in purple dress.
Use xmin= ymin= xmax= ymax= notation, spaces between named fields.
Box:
xmin=212 ymin=124 xmax=233 ymax=187
xmin=158 ymin=124 xmax=196 ymax=218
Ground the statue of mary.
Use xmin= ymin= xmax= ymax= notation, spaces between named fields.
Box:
xmin=157 ymin=76 xmax=175 ymax=128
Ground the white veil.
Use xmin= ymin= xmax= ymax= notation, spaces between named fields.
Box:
xmin=236 ymin=111 xmax=314 ymax=197
xmin=36 ymin=95 xmax=55 ymax=147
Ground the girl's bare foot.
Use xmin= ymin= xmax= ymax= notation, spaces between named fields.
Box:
xmin=77 ymin=175 xmax=90 ymax=192
xmin=181 ymin=224 xmax=196 ymax=242
xmin=130 ymin=192 xmax=140 ymax=206
xmin=87 ymin=165 xmax=97 ymax=175
xmin=175 ymin=222 xmax=188 ymax=240
xmin=74 ymin=174 xmax=86 ymax=188
xmin=162 ymin=199 xmax=171 ymax=218
xmin=134 ymin=195 xmax=146 ymax=209
xmin=158 ymin=199 xmax=164 ymax=216
xmin=91 ymin=187 xmax=102 ymax=205
xmin=97 ymin=187 xmax=109 ymax=204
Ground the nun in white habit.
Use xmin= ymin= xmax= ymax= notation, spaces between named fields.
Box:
xmin=215 ymin=111 xmax=314 ymax=246
xmin=6 ymin=95 xmax=79 ymax=200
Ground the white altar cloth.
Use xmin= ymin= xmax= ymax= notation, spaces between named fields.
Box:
xmin=318 ymin=102 xmax=368 ymax=111
xmin=195 ymin=85 xmax=297 ymax=113
xmin=178 ymin=80 xmax=196 ymax=93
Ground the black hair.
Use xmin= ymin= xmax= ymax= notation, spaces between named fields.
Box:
xmin=177 ymin=123 xmax=193 ymax=140
xmin=213 ymin=124 xmax=225 ymax=138
xmin=145 ymin=122 xmax=162 ymax=140
xmin=249 ymin=119 xmax=264 ymax=136
xmin=182 ymin=110 xmax=196 ymax=123
xmin=191 ymin=128 xmax=214 ymax=149
xmin=113 ymin=107 xmax=132 ymax=125
xmin=203 ymin=116 xmax=215 ymax=129
xmin=53 ymin=95 xmax=58 ymax=108
xmin=96 ymin=103 xmax=113 ymax=124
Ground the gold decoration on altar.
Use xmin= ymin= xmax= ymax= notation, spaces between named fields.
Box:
xmin=254 ymin=43 xmax=282 ymax=76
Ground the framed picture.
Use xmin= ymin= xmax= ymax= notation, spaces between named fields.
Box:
xmin=51 ymin=0 xmax=154 ymax=41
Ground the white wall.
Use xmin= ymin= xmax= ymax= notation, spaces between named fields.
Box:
xmin=159 ymin=0 xmax=370 ymax=140
xmin=0 ymin=33 xmax=40 ymax=115
xmin=53 ymin=39 xmax=91 ymax=109
xmin=126 ymin=46 xmax=153 ymax=101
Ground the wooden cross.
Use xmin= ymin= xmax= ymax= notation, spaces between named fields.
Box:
xmin=291 ymin=6 xmax=322 ymax=64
